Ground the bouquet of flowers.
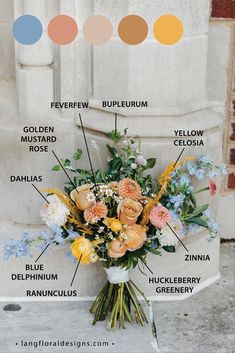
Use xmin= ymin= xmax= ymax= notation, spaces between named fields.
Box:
xmin=4 ymin=129 xmax=226 ymax=330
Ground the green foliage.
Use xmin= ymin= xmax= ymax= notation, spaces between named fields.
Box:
xmin=73 ymin=148 xmax=83 ymax=161
xmin=162 ymin=246 xmax=176 ymax=253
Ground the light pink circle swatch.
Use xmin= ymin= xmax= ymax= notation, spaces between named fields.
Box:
xmin=83 ymin=15 xmax=113 ymax=45
xmin=48 ymin=15 xmax=78 ymax=45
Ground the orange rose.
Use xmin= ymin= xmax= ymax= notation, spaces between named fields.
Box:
xmin=117 ymin=198 xmax=143 ymax=225
xmin=70 ymin=184 xmax=95 ymax=211
xmin=123 ymin=224 xmax=147 ymax=252
xmin=108 ymin=239 xmax=127 ymax=259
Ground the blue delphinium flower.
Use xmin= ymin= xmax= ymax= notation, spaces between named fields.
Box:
xmin=187 ymin=162 xmax=197 ymax=175
xmin=199 ymin=154 xmax=213 ymax=164
xmin=3 ymin=239 xmax=31 ymax=260
xmin=219 ymin=163 xmax=227 ymax=175
xmin=67 ymin=230 xmax=79 ymax=241
xmin=195 ymin=168 xmax=205 ymax=180
xmin=53 ymin=228 xmax=65 ymax=244
xmin=188 ymin=223 xmax=200 ymax=233
xmin=179 ymin=173 xmax=191 ymax=186
xmin=207 ymin=169 xmax=218 ymax=178
xmin=208 ymin=221 xmax=220 ymax=233
xmin=169 ymin=193 xmax=185 ymax=209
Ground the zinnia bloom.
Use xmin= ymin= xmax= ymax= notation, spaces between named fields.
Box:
xmin=209 ymin=180 xmax=217 ymax=196
xmin=84 ymin=202 xmax=108 ymax=224
xmin=149 ymin=205 xmax=171 ymax=228
xmin=118 ymin=178 xmax=142 ymax=201
xmin=40 ymin=195 xmax=70 ymax=228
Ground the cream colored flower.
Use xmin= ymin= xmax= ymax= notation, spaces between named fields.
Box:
xmin=40 ymin=195 xmax=70 ymax=228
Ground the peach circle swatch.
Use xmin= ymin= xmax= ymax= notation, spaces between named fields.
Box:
xmin=48 ymin=15 xmax=78 ymax=45
xmin=118 ymin=15 xmax=148 ymax=45
xmin=83 ymin=15 xmax=113 ymax=45
xmin=153 ymin=15 xmax=184 ymax=45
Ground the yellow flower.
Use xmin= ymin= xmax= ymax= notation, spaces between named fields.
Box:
xmin=71 ymin=236 xmax=94 ymax=264
xmin=104 ymin=218 xmax=123 ymax=232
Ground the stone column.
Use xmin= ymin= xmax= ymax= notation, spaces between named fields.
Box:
xmin=16 ymin=0 xmax=54 ymax=119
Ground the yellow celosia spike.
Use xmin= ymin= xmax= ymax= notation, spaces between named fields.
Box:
xmin=141 ymin=156 xmax=195 ymax=225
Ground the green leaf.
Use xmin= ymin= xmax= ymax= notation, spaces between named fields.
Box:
xmin=146 ymin=158 xmax=156 ymax=169
xmin=185 ymin=217 xmax=208 ymax=228
xmin=52 ymin=164 xmax=61 ymax=171
xmin=190 ymin=193 xmax=197 ymax=207
xmin=106 ymin=144 xmax=118 ymax=157
xmin=73 ymin=148 xmax=83 ymax=161
xmin=107 ymin=130 xmax=122 ymax=143
xmin=162 ymin=246 xmax=176 ymax=253
xmin=63 ymin=159 xmax=71 ymax=167
xmin=185 ymin=204 xmax=208 ymax=219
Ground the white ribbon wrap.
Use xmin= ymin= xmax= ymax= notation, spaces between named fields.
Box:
xmin=105 ymin=267 xmax=129 ymax=284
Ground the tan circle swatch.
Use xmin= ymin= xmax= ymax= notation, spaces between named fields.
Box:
xmin=153 ymin=15 xmax=184 ymax=45
xmin=118 ymin=15 xmax=148 ymax=45
xmin=84 ymin=15 xmax=113 ymax=45
xmin=48 ymin=15 xmax=78 ymax=45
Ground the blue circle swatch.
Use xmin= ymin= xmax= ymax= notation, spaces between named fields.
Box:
xmin=13 ymin=15 xmax=43 ymax=45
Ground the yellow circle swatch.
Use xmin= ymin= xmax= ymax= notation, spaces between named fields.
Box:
xmin=153 ymin=15 xmax=184 ymax=45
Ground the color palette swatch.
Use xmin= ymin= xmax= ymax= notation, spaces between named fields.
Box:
xmin=12 ymin=14 xmax=184 ymax=46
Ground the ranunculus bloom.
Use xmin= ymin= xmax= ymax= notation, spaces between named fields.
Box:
xmin=70 ymin=184 xmax=95 ymax=211
xmin=104 ymin=218 xmax=123 ymax=232
xmin=71 ymin=236 xmax=96 ymax=264
xmin=123 ymin=224 xmax=147 ymax=252
xmin=149 ymin=205 xmax=171 ymax=228
xmin=40 ymin=195 xmax=70 ymax=228
xmin=108 ymin=239 xmax=127 ymax=258
xmin=209 ymin=180 xmax=217 ymax=196
xmin=118 ymin=178 xmax=142 ymax=200
xmin=117 ymin=198 xmax=143 ymax=225
xmin=84 ymin=202 xmax=108 ymax=224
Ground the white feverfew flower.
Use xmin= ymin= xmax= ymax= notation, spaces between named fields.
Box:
xmin=86 ymin=192 xmax=96 ymax=203
xmin=98 ymin=226 xmax=105 ymax=233
xmin=106 ymin=189 xmax=113 ymax=197
xmin=40 ymin=195 xmax=70 ymax=228
xmin=136 ymin=155 xmax=147 ymax=167
xmin=158 ymin=220 xmax=184 ymax=247
xmin=131 ymin=163 xmax=138 ymax=170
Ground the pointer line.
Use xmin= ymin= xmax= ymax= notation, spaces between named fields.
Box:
xmin=166 ymin=222 xmax=189 ymax=252
xmin=173 ymin=148 xmax=185 ymax=167
xmin=115 ymin=113 xmax=117 ymax=133
xmin=32 ymin=184 xmax=49 ymax=204
xmin=140 ymin=257 xmax=154 ymax=275
xmin=35 ymin=244 xmax=50 ymax=263
xmin=70 ymin=255 xmax=82 ymax=287
xmin=79 ymin=113 xmax=98 ymax=192
xmin=52 ymin=150 xmax=78 ymax=193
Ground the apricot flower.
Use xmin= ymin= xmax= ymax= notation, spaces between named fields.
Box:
xmin=108 ymin=239 xmax=127 ymax=259
xmin=70 ymin=184 xmax=95 ymax=211
xmin=123 ymin=224 xmax=147 ymax=252
xmin=117 ymin=198 xmax=143 ymax=225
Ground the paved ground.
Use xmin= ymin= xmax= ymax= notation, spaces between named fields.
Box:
xmin=0 ymin=242 xmax=234 ymax=353
xmin=153 ymin=242 xmax=235 ymax=353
